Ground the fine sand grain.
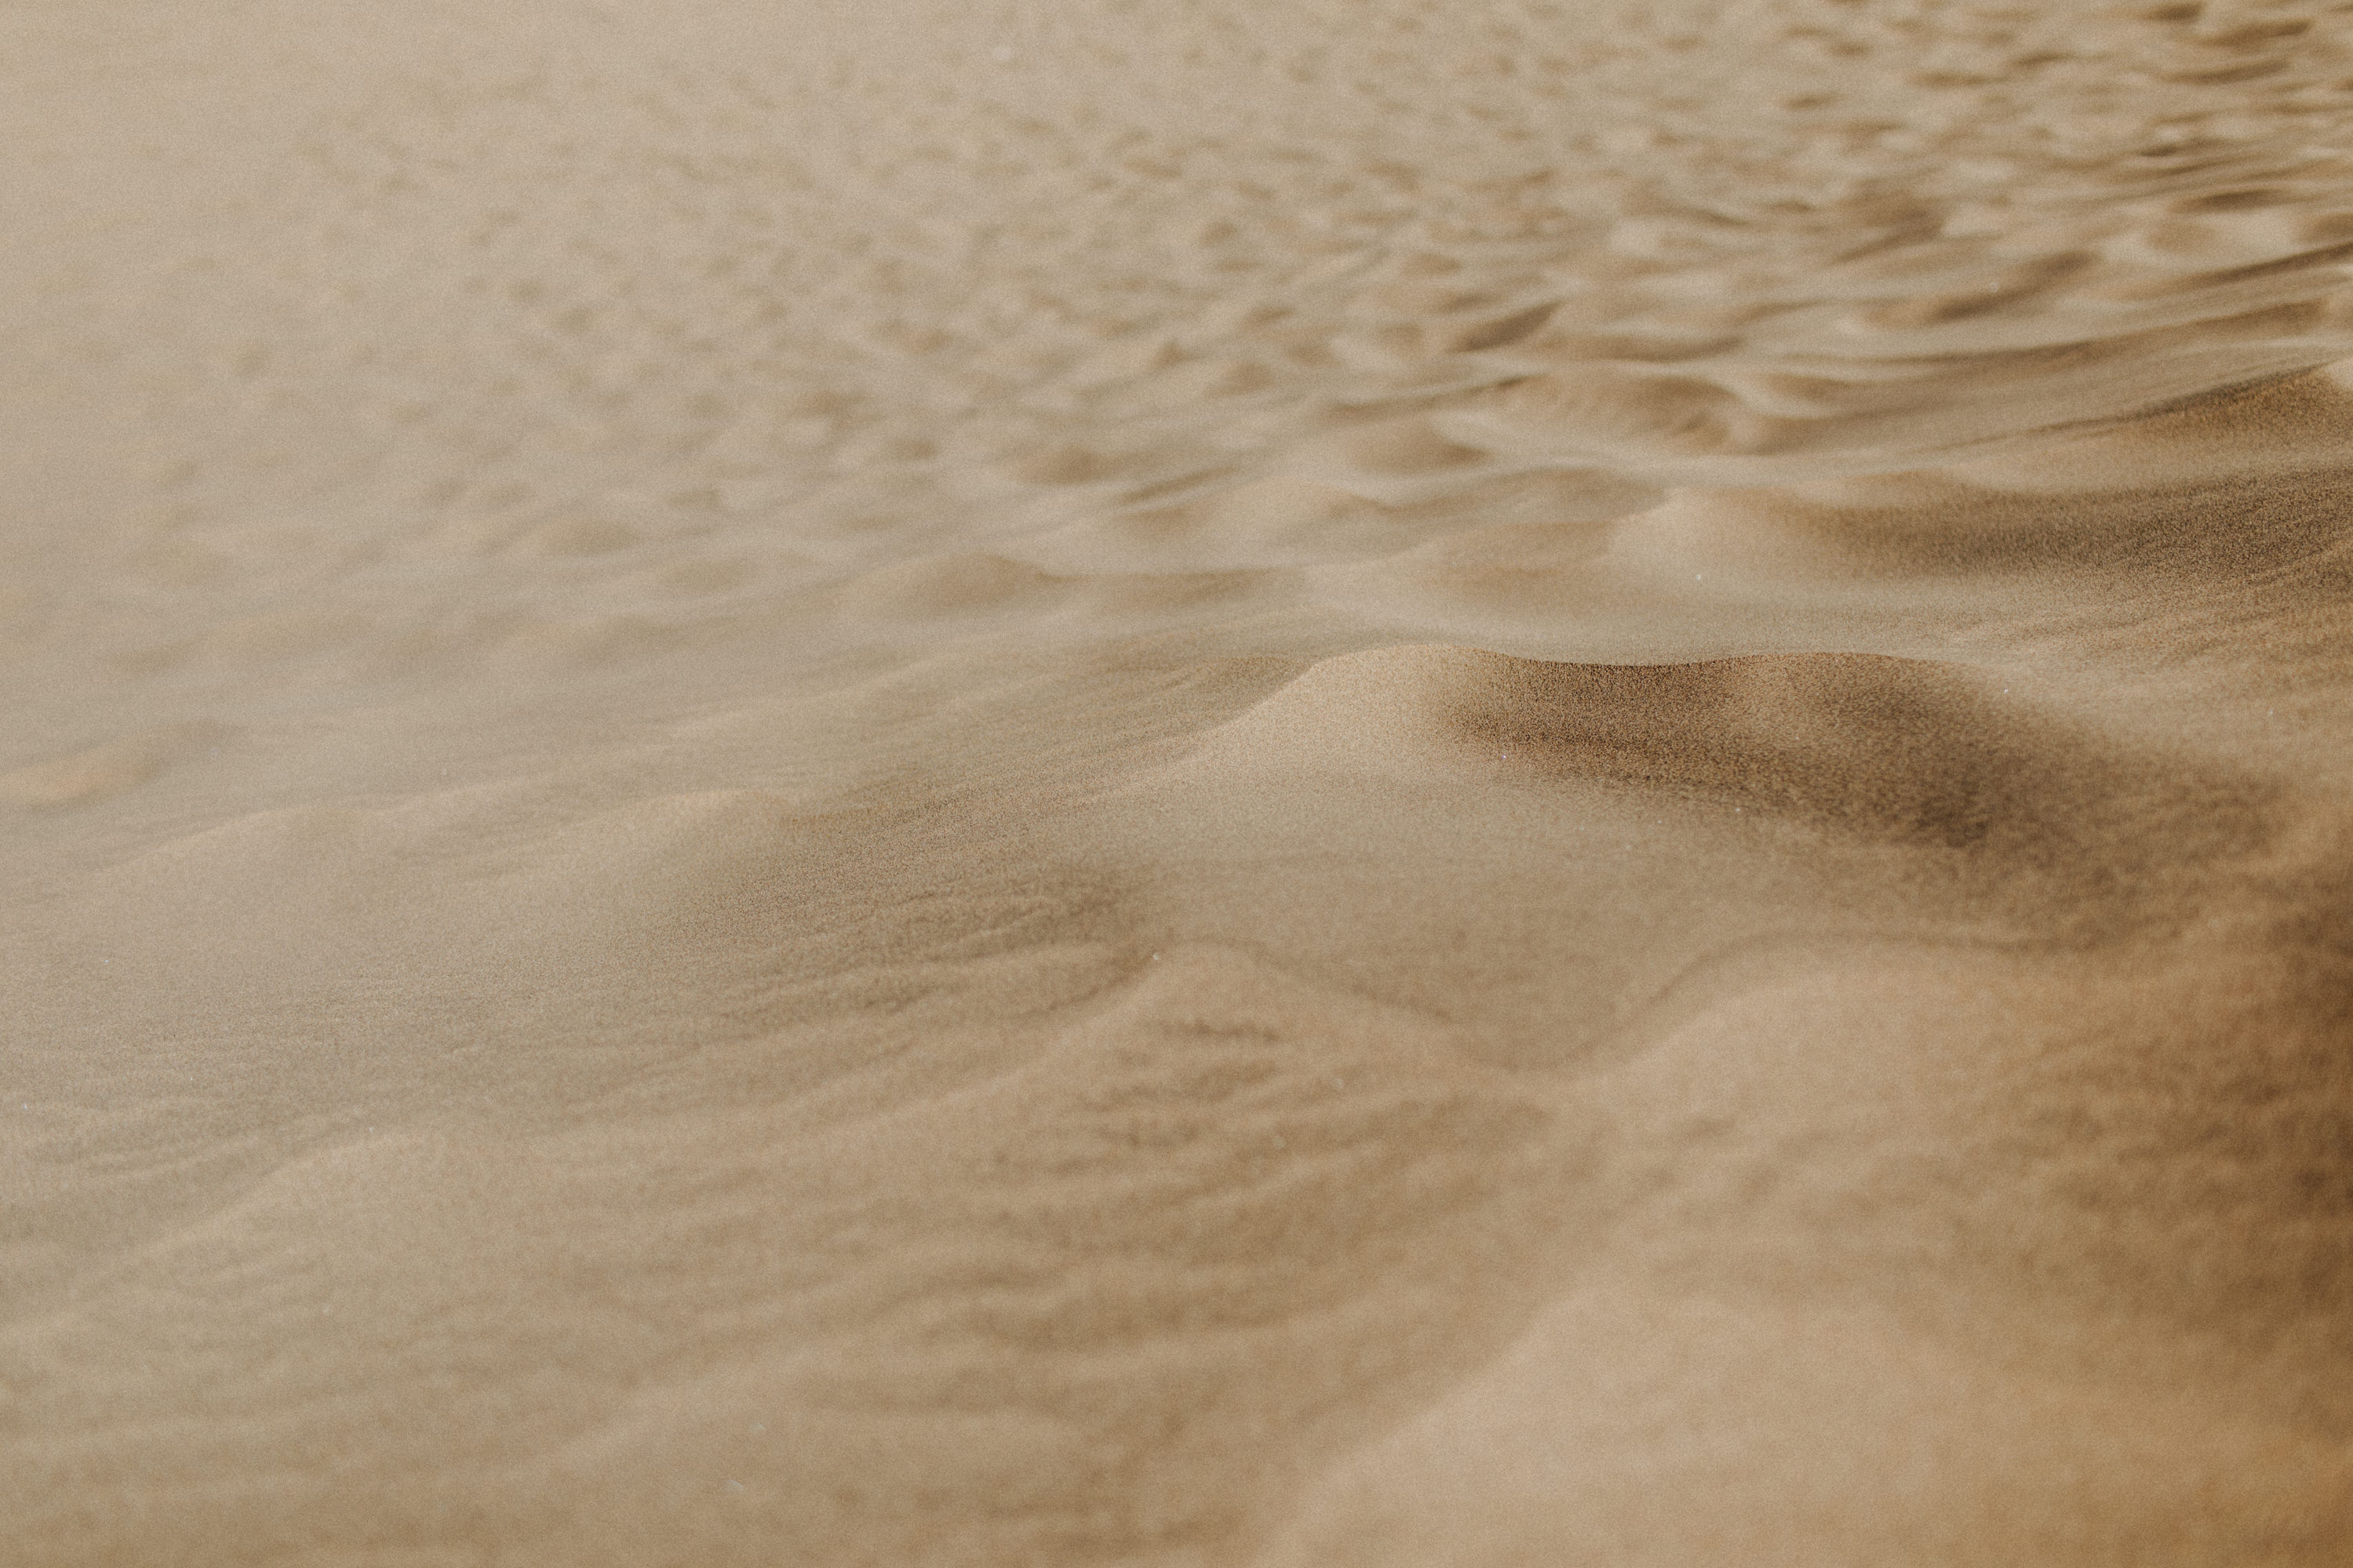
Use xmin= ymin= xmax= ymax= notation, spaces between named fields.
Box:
xmin=6 ymin=2 xmax=2353 ymax=1563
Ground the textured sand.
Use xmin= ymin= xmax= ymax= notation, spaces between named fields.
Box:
xmin=6 ymin=2 xmax=2353 ymax=1563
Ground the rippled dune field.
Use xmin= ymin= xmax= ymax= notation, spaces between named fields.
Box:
xmin=6 ymin=2 xmax=2353 ymax=1563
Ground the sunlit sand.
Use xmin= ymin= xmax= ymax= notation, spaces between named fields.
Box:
xmin=6 ymin=2 xmax=2351 ymax=1562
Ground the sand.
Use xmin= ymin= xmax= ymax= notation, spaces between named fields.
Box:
xmin=5 ymin=0 xmax=2352 ymax=1562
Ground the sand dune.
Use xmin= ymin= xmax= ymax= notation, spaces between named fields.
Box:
xmin=5 ymin=1 xmax=2353 ymax=1563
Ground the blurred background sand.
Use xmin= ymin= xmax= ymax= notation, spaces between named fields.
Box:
xmin=5 ymin=1 xmax=2352 ymax=1562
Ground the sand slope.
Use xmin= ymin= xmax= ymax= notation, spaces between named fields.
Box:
xmin=5 ymin=1 xmax=2353 ymax=1563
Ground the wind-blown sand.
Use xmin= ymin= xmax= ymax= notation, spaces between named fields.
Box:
xmin=5 ymin=1 xmax=2352 ymax=1562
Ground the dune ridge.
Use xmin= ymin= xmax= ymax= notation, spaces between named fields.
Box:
xmin=6 ymin=1 xmax=2353 ymax=1563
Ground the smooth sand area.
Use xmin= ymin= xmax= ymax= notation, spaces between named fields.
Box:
xmin=5 ymin=2 xmax=2352 ymax=1563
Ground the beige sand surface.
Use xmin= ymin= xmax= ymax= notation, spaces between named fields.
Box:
xmin=6 ymin=1 xmax=2353 ymax=1562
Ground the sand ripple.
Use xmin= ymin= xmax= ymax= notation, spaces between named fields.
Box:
xmin=6 ymin=1 xmax=2353 ymax=1563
